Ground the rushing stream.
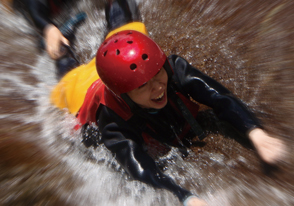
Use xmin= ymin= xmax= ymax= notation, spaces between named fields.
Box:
xmin=0 ymin=0 xmax=293 ymax=205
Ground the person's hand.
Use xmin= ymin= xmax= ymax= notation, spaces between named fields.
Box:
xmin=43 ymin=24 xmax=69 ymax=59
xmin=184 ymin=196 xmax=208 ymax=206
xmin=248 ymin=128 xmax=287 ymax=164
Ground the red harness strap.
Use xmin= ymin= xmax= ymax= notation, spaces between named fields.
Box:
xmin=76 ymin=79 xmax=132 ymax=128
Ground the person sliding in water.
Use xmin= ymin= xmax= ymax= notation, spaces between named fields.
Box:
xmin=51 ymin=0 xmax=286 ymax=205
xmin=11 ymin=0 xmax=86 ymax=77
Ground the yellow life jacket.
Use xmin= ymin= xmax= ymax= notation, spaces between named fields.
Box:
xmin=50 ymin=22 xmax=148 ymax=115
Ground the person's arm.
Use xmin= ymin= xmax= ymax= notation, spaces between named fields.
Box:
xmin=98 ymin=105 xmax=202 ymax=204
xmin=170 ymin=55 xmax=260 ymax=134
xmin=23 ymin=0 xmax=69 ymax=59
xmin=169 ymin=55 xmax=286 ymax=164
xmin=23 ymin=0 xmax=52 ymax=31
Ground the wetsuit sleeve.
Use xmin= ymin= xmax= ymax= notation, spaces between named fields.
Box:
xmin=169 ymin=55 xmax=261 ymax=135
xmin=22 ymin=0 xmax=53 ymax=31
xmin=97 ymin=105 xmax=193 ymax=202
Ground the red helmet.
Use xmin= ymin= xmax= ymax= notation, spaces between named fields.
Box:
xmin=96 ymin=30 xmax=167 ymax=95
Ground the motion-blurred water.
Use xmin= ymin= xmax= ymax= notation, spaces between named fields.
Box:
xmin=0 ymin=0 xmax=293 ymax=205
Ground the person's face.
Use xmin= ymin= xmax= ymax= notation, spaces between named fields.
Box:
xmin=127 ymin=68 xmax=168 ymax=109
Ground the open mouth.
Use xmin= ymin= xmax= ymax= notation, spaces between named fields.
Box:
xmin=152 ymin=91 xmax=165 ymax=102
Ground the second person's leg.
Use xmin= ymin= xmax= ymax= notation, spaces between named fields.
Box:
xmin=105 ymin=0 xmax=141 ymax=32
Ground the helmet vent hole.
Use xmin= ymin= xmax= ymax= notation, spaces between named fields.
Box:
xmin=142 ymin=54 xmax=148 ymax=60
xmin=116 ymin=49 xmax=120 ymax=55
xmin=130 ymin=64 xmax=137 ymax=70
xmin=114 ymin=39 xmax=118 ymax=43
xmin=103 ymin=50 xmax=108 ymax=57
xmin=103 ymin=41 xmax=107 ymax=45
xmin=127 ymin=40 xmax=133 ymax=44
xmin=127 ymin=31 xmax=132 ymax=35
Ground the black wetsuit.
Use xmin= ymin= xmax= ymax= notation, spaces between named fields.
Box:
xmin=91 ymin=55 xmax=260 ymax=202
xmin=79 ymin=0 xmax=261 ymax=203
xmin=13 ymin=0 xmax=72 ymax=32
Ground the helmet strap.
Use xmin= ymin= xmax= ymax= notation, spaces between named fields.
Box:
xmin=163 ymin=59 xmax=174 ymax=80
xmin=120 ymin=93 xmax=160 ymax=114
xmin=120 ymin=93 xmax=139 ymax=111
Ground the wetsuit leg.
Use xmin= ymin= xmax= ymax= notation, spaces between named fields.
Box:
xmin=105 ymin=0 xmax=141 ymax=31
